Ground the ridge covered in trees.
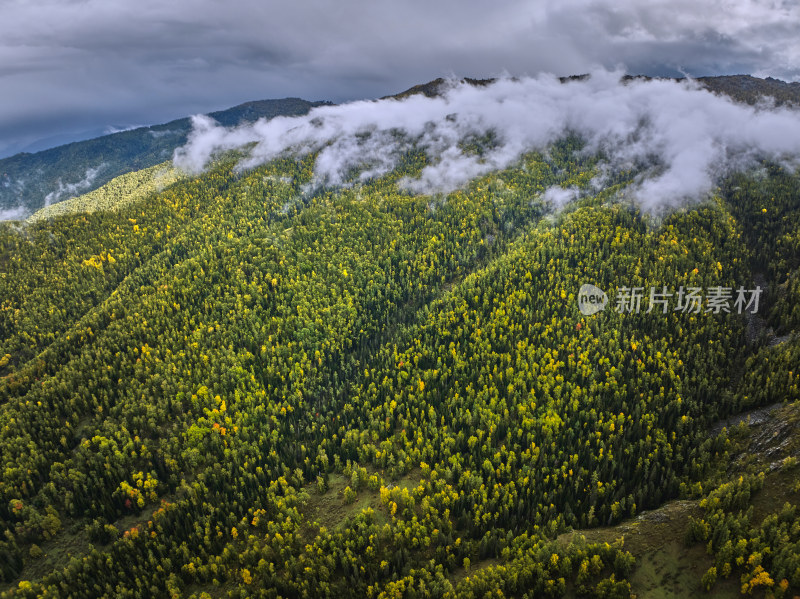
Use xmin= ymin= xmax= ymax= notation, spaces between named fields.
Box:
xmin=4 ymin=73 xmax=800 ymax=219
xmin=0 ymin=134 xmax=799 ymax=598
xmin=0 ymin=98 xmax=329 ymax=216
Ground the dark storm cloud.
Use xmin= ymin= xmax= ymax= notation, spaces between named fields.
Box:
xmin=1 ymin=0 xmax=798 ymax=158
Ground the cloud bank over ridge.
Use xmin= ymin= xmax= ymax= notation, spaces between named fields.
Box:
xmin=174 ymin=70 xmax=800 ymax=209
xmin=2 ymin=0 xmax=799 ymax=158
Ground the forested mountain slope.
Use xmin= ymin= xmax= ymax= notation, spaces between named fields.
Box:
xmin=1 ymin=121 xmax=799 ymax=598
xmin=0 ymin=98 xmax=329 ymax=217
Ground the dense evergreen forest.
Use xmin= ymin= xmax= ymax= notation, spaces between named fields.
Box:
xmin=1 ymin=134 xmax=799 ymax=598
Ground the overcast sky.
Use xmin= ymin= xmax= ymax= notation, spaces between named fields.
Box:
xmin=1 ymin=0 xmax=798 ymax=158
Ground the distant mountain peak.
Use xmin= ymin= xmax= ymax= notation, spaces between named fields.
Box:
xmin=388 ymin=73 xmax=800 ymax=107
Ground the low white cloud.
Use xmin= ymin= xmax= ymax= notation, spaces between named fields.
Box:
xmin=44 ymin=164 xmax=106 ymax=207
xmin=543 ymin=186 xmax=580 ymax=208
xmin=174 ymin=70 xmax=800 ymax=209
xmin=104 ymin=124 xmax=144 ymax=135
xmin=0 ymin=205 xmax=27 ymax=221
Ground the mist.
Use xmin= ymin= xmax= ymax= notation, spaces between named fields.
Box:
xmin=43 ymin=165 xmax=106 ymax=207
xmin=174 ymin=69 xmax=800 ymax=209
xmin=0 ymin=206 xmax=27 ymax=222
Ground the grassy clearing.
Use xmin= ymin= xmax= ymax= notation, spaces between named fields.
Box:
xmin=300 ymin=469 xmax=421 ymax=532
xmin=552 ymin=400 xmax=800 ymax=599
xmin=3 ymin=519 xmax=93 ymax=592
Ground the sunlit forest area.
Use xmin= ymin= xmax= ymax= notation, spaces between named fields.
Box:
xmin=1 ymin=134 xmax=799 ymax=598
